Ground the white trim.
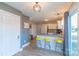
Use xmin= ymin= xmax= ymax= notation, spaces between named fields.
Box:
xmin=13 ymin=42 xmax=30 ymax=55
xmin=22 ymin=42 xmax=30 ymax=48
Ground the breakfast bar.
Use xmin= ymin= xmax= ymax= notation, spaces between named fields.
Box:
xmin=36 ymin=34 xmax=64 ymax=53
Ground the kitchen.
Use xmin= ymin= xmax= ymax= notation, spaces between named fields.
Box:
xmin=0 ymin=2 xmax=79 ymax=56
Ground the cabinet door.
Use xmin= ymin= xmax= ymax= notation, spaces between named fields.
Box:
xmin=48 ymin=24 xmax=56 ymax=29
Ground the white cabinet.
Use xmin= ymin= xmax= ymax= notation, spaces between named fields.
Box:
xmin=47 ymin=24 xmax=57 ymax=29
xmin=57 ymin=20 xmax=64 ymax=29
xmin=41 ymin=23 xmax=57 ymax=34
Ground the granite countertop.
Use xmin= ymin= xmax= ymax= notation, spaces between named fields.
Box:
xmin=37 ymin=34 xmax=63 ymax=38
xmin=37 ymin=34 xmax=64 ymax=40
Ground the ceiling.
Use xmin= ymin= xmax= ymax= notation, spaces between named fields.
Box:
xmin=5 ymin=2 xmax=72 ymax=23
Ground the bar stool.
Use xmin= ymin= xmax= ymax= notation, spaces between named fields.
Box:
xmin=36 ymin=37 xmax=43 ymax=48
xmin=44 ymin=37 xmax=51 ymax=49
xmin=55 ymin=38 xmax=64 ymax=52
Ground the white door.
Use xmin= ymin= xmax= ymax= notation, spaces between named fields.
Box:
xmin=0 ymin=10 xmax=20 ymax=56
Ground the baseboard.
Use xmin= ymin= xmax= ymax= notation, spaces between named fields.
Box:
xmin=22 ymin=42 xmax=30 ymax=48
xmin=13 ymin=42 xmax=30 ymax=56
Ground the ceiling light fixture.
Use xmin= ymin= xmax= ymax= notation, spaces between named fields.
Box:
xmin=33 ymin=2 xmax=41 ymax=12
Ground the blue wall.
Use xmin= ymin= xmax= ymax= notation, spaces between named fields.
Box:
xmin=21 ymin=15 xmax=30 ymax=47
xmin=21 ymin=28 xmax=30 ymax=47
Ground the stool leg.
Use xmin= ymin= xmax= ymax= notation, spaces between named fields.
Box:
xmin=49 ymin=42 xmax=50 ymax=50
xmin=55 ymin=43 xmax=57 ymax=52
xmin=45 ymin=42 xmax=47 ymax=49
xmin=45 ymin=42 xmax=46 ymax=49
xmin=40 ymin=40 xmax=41 ymax=48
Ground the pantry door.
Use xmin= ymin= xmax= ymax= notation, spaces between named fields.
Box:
xmin=0 ymin=9 xmax=21 ymax=56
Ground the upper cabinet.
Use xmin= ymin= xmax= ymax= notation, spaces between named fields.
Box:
xmin=47 ymin=23 xmax=57 ymax=29
xmin=41 ymin=23 xmax=57 ymax=34
xmin=57 ymin=18 xmax=64 ymax=29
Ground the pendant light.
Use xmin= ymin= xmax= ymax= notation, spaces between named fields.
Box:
xmin=33 ymin=2 xmax=41 ymax=12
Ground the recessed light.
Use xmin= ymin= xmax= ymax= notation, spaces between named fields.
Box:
xmin=44 ymin=19 xmax=48 ymax=21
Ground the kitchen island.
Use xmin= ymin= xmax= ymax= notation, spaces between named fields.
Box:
xmin=36 ymin=34 xmax=64 ymax=52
